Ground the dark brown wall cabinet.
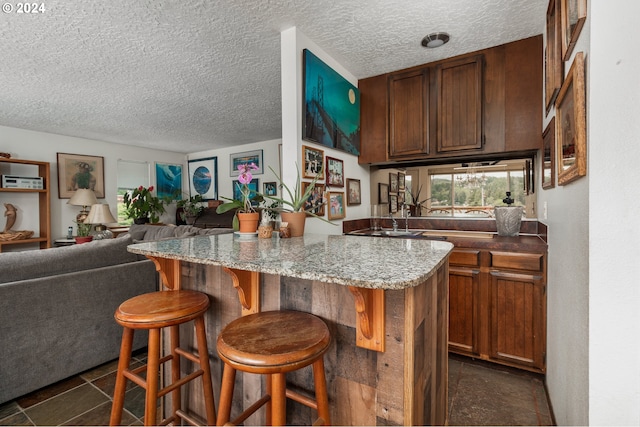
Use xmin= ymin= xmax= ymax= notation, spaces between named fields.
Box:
xmin=436 ymin=55 xmax=483 ymax=153
xmin=359 ymin=35 xmax=542 ymax=164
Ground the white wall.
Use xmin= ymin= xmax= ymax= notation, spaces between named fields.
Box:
xmin=540 ymin=2 xmax=640 ymax=425
xmin=280 ymin=27 xmax=371 ymax=234
xmin=588 ymin=1 xmax=640 ymax=424
xmin=0 ymin=125 xmax=184 ymax=244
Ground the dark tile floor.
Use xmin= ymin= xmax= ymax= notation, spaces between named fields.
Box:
xmin=0 ymin=352 xmax=554 ymax=426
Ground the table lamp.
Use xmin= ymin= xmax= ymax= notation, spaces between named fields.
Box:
xmin=67 ymin=189 xmax=98 ymax=223
xmin=84 ymin=203 xmax=118 ymax=239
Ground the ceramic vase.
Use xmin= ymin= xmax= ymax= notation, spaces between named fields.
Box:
xmin=494 ymin=206 xmax=523 ymax=236
xmin=237 ymin=212 xmax=260 ymax=233
xmin=280 ymin=211 xmax=306 ymax=237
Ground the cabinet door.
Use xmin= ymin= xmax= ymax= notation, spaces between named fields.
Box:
xmin=436 ymin=55 xmax=483 ymax=153
xmin=388 ymin=69 xmax=430 ymax=158
xmin=449 ymin=266 xmax=480 ymax=355
xmin=489 ymin=270 xmax=545 ymax=371
xmin=358 ymin=74 xmax=388 ymax=164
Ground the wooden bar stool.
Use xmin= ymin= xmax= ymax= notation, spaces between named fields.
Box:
xmin=216 ymin=310 xmax=331 ymax=426
xmin=109 ymin=290 xmax=216 ymax=426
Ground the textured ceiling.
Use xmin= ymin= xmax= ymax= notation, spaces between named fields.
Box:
xmin=0 ymin=0 xmax=546 ymax=153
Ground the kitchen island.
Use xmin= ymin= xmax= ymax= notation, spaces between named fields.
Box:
xmin=128 ymin=233 xmax=453 ymax=426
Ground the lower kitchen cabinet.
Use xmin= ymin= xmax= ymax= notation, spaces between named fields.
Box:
xmin=448 ymin=248 xmax=547 ymax=373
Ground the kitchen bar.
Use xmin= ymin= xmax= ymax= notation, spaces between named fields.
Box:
xmin=128 ymin=233 xmax=453 ymax=425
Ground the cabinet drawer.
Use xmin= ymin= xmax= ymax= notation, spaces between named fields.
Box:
xmin=490 ymin=251 xmax=543 ymax=272
xmin=449 ymin=249 xmax=480 ymax=267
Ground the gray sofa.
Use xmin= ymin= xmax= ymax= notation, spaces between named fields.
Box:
xmin=0 ymin=224 xmax=232 ymax=404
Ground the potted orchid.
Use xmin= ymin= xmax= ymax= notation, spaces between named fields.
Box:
xmin=216 ymin=163 xmax=264 ymax=232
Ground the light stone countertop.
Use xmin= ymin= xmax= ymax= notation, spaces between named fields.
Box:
xmin=128 ymin=233 xmax=453 ymax=290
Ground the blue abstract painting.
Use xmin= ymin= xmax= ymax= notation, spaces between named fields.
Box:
xmin=303 ymin=49 xmax=360 ymax=156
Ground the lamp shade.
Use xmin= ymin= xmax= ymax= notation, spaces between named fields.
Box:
xmin=84 ymin=204 xmax=117 ymax=225
xmin=67 ymin=189 xmax=98 ymax=207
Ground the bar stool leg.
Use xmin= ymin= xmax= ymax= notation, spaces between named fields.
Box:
xmin=144 ymin=328 xmax=161 ymax=426
xmin=312 ymin=358 xmax=331 ymax=425
xmin=216 ymin=365 xmax=237 ymax=426
xmin=271 ymin=373 xmax=287 ymax=426
xmin=266 ymin=374 xmax=273 ymax=425
xmin=169 ymin=325 xmax=181 ymax=420
xmin=194 ymin=316 xmax=217 ymax=425
xmin=109 ymin=327 xmax=134 ymax=426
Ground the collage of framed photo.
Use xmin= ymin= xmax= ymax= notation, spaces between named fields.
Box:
xmin=542 ymin=0 xmax=587 ymax=189
xmin=385 ymin=171 xmax=407 ymax=213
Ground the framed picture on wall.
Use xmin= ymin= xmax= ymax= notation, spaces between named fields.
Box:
xmin=346 ymin=178 xmax=361 ymax=205
xmin=302 ymin=49 xmax=361 ymax=156
xmin=325 ymin=156 xmax=344 ymax=187
xmin=389 ymin=194 xmax=398 ymax=213
xmin=301 ymin=181 xmax=325 ymax=216
xmin=545 ymin=0 xmax=563 ymax=112
xmin=57 ymin=152 xmax=105 ymax=199
xmin=263 ymin=181 xmax=277 ymax=196
xmin=398 ymin=172 xmax=406 ymax=190
xmin=302 ymin=145 xmax=324 ymax=179
xmin=233 ymin=178 xmax=259 ymax=205
xmin=389 ymin=172 xmax=398 ymax=193
xmin=555 ymin=52 xmax=586 ymax=185
xmin=541 ymin=117 xmax=556 ymax=189
xmin=379 ymin=183 xmax=389 ymax=204
xmin=155 ymin=162 xmax=182 ymax=200
xmin=188 ymin=156 xmax=218 ymax=200
xmin=230 ymin=149 xmax=263 ymax=176
xmin=327 ymin=191 xmax=346 ymax=220
xmin=561 ymin=0 xmax=587 ymax=60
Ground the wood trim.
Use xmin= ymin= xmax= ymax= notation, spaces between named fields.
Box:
xmin=148 ymin=256 xmax=182 ymax=290
xmin=222 ymin=268 xmax=260 ymax=315
xmin=348 ymin=287 xmax=385 ymax=352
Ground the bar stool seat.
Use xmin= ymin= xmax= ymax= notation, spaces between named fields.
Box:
xmin=216 ymin=310 xmax=331 ymax=426
xmin=109 ymin=290 xmax=216 ymax=426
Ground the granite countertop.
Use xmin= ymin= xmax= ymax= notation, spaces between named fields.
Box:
xmin=128 ymin=233 xmax=453 ymax=290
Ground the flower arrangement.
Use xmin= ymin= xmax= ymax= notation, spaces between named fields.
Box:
xmin=123 ymin=185 xmax=166 ymax=223
xmin=216 ymin=163 xmax=264 ymax=229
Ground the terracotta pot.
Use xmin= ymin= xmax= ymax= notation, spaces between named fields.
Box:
xmin=280 ymin=211 xmax=306 ymax=237
xmin=237 ymin=212 xmax=260 ymax=233
xmin=74 ymin=235 xmax=94 ymax=244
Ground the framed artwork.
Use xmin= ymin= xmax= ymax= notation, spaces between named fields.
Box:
xmin=263 ymin=181 xmax=277 ymax=196
xmin=57 ymin=152 xmax=105 ymax=199
xmin=542 ymin=117 xmax=556 ymax=189
xmin=302 ymin=145 xmax=324 ymax=179
xmin=325 ymin=156 xmax=344 ymax=187
xmin=233 ymin=178 xmax=259 ymax=205
xmin=302 ymin=182 xmax=325 ymax=216
xmin=302 ymin=49 xmax=361 ymax=156
xmin=561 ymin=0 xmax=587 ymax=60
xmin=398 ymin=172 xmax=406 ymax=190
xmin=155 ymin=162 xmax=182 ymax=200
xmin=346 ymin=178 xmax=361 ymax=205
xmin=545 ymin=0 xmax=563 ymax=112
xmin=398 ymin=191 xmax=405 ymax=206
xmin=230 ymin=149 xmax=263 ymax=176
xmin=327 ymin=191 xmax=346 ymax=220
xmin=389 ymin=172 xmax=398 ymax=193
xmin=389 ymin=194 xmax=398 ymax=213
xmin=188 ymin=157 xmax=218 ymax=200
xmin=555 ymin=52 xmax=586 ymax=185
xmin=379 ymin=183 xmax=389 ymax=204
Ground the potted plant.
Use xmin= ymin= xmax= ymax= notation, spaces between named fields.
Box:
xmin=216 ymin=163 xmax=264 ymax=232
xmin=123 ymin=185 xmax=166 ymax=224
xmin=177 ymin=194 xmax=205 ymax=225
xmin=262 ymin=164 xmax=335 ymax=237
xmin=74 ymin=221 xmax=93 ymax=244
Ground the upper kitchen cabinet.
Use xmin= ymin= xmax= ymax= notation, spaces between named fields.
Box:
xmin=358 ymin=35 xmax=542 ymax=165
xmin=389 ymin=68 xmax=431 ymax=158
xmin=436 ymin=55 xmax=483 ymax=153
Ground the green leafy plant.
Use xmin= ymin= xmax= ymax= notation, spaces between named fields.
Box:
xmin=123 ymin=185 xmax=166 ymax=223
xmin=216 ymin=163 xmax=264 ymax=229
xmin=263 ymin=164 xmax=335 ymax=225
xmin=177 ymin=194 xmax=205 ymax=221
xmin=76 ymin=221 xmax=92 ymax=237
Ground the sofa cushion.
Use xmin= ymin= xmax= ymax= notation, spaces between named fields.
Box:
xmin=127 ymin=224 xmax=233 ymax=242
xmin=0 ymin=236 xmax=140 ymax=284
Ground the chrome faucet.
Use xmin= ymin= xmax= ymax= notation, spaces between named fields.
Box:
xmin=403 ymin=204 xmax=410 ymax=232
xmin=390 ymin=214 xmax=398 ymax=232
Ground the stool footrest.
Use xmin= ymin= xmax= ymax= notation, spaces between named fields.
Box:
xmin=231 ymin=394 xmax=272 ymax=426
xmin=174 ymin=346 xmax=201 ymax=364
xmin=286 ymin=388 xmax=318 ymax=410
xmin=158 ymin=369 xmax=204 ymax=398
